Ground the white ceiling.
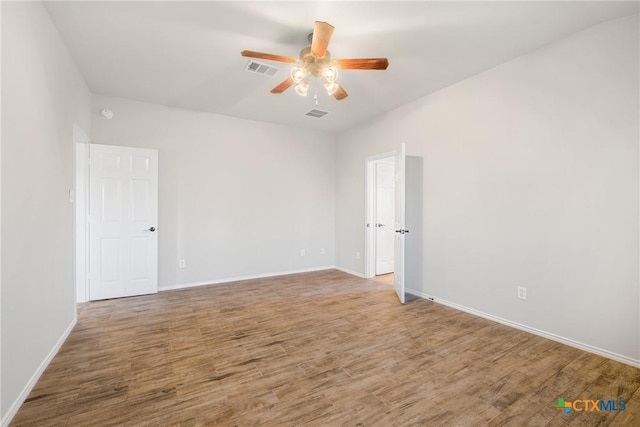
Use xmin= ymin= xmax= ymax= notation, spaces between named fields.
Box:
xmin=45 ymin=1 xmax=639 ymax=132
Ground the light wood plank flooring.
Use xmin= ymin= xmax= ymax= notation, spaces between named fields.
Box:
xmin=10 ymin=270 xmax=640 ymax=426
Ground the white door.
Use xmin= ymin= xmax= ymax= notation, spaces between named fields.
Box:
xmin=393 ymin=143 xmax=406 ymax=303
xmin=89 ymin=144 xmax=158 ymax=300
xmin=375 ymin=161 xmax=395 ymax=275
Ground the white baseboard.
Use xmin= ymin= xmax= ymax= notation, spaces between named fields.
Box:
xmin=2 ymin=314 xmax=77 ymax=427
xmin=405 ymin=289 xmax=640 ymax=368
xmin=333 ymin=266 xmax=365 ymax=278
xmin=159 ymin=266 xmax=337 ymax=291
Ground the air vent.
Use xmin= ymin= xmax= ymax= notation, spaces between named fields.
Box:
xmin=305 ymin=109 xmax=330 ymax=118
xmin=244 ymin=60 xmax=279 ymax=77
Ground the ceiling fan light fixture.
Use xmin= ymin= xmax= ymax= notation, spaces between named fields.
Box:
xmin=291 ymin=66 xmax=306 ymax=83
xmin=324 ymin=81 xmax=339 ymax=96
xmin=295 ymin=80 xmax=310 ymax=96
xmin=324 ymin=66 xmax=338 ymax=83
xmin=242 ymin=21 xmax=388 ymax=101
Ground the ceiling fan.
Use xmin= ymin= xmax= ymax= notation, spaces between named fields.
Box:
xmin=241 ymin=21 xmax=389 ymax=101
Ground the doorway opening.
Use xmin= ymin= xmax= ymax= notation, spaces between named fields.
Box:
xmin=366 ymin=145 xmax=423 ymax=304
xmin=74 ymin=139 xmax=160 ymax=302
xmin=365 ymin=152 xmax=396 ymax=279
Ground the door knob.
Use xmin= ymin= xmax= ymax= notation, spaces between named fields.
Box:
xmin=145 ymin=227 xmax=156 ymax=232
xmin=376 ymin=223 xmax=385 ymax=228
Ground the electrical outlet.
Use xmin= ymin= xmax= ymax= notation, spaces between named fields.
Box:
xmin=321 ymin=248 xmax=325 ymax=255
xmin=178 ymin=259 xmax=186 ymax=269
xmin=517 ymin=286 xmax=527 ymax=300
xmin=300 ymin=249 xmax=306 ymax=257
xmin=356 ymin=251 xmax=361 ymax=260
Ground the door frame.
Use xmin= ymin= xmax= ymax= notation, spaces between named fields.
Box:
xmin=365 ymin=150 xmax=396 ymax=279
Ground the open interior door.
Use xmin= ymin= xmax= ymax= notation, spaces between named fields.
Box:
xmin=89 ymin=144 xmax=158 ymax=300
xmin=393 ymin=143 xmax=406 ymax=303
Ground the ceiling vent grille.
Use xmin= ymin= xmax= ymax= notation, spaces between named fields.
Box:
xmin=244 ymin=60 xmax=279 ymax=77
xmin=305 ymin=109 xmax=330 ymax=118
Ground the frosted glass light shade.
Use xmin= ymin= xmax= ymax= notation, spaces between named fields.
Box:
xmin=291 ymin=67 xmax=305 ymax=83
xmin=324 ymin=66 xmax=338 ymax=83
xmin=324 ymin=81 xmax=339 ymax=96
xmin=295 ymin=80 xmax=310 ymax=96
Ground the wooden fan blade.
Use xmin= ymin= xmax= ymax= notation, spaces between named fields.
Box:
xmin=271 ymin=77 xmax=295 ymax=94
xmin=334 ymin=58 xmax=389 ymax=70
xmin=333 ymin=85 xmax=348 ymax=100
xmin=310 ymin=21 xmax=335 ymax=58
xmin=241 ymin=50 xmax=298 ymax=64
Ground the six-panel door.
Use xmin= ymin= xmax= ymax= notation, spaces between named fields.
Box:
xmin=89 ymin=144 xmax=158 ymax=300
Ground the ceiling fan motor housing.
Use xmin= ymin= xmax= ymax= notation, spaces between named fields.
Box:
xmin=299 ymin=47 xmax=332 ymax=77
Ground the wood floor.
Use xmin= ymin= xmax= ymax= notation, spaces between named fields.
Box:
xmin=11 ymin=270 xmax=640 ymax=426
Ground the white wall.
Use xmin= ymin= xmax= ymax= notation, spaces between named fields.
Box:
xmin=74 ymin=125 xmax=91 ymax=302
xmin=336 ymin=15 xmax=639 ymax=363
xmin=91 ymin=95 xmax=336 ymax=289
xmin=1 ymin=1 xmax=91 ymax=422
